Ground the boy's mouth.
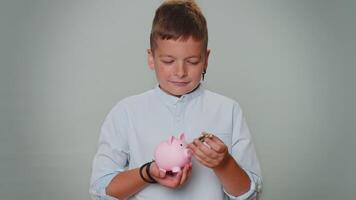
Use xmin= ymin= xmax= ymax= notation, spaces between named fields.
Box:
xmin=170 ymin=81 xmax=190 ymax=86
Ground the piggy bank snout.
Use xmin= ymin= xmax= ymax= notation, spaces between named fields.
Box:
xmin=184 ymin=148 xmax=192 ymax=158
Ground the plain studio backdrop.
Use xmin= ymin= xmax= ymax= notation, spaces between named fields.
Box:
xmin=0 ymin=0 xmax=355 ymax=199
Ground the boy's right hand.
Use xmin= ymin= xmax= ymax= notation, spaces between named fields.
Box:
xmin=149 ymin=161 xmax=192 ymax=188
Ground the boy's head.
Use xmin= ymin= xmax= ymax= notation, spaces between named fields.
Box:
xmin=148 ymin=0 xmax=210 ymax=97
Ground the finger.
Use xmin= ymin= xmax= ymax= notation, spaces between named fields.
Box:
xmin=180 ymin=164 xmax=189 ymax=185
xmin=187 ymin=142 xmax=198 ymax=153
xmin=181 ymin=165 xmax=192 ymax=185
xmin=150 ymin=162 xmax=165 ymax=179
xmin=159 ymin=171 xmax=181 ymax=188
xmin=174 ymin=170 xmax=183 ymax=187
xmin=190 ymin=146 xmax=216 ymax=166
xmin=192 ymin=139 xmax=211 ymax=152
xmin=149 ymin=162 xmax=159 ymax=177
xmin=159 ymin=170 xmax=166 ymax=178
xmin=204 ymin=137 xmax=226 ymax=153
xmin=191 ymin=144 xmax=213 ymax=162
xmin=211 ymin=135 xmax=226 ymax=146
xmin=193 ymin=139 xmax=219 ymax=159
xmin=189 ymin=142 xmax=208 ymax=159
xmin=187 ymin=143 xmax=195 ymax=150
xmin=186 ymin=164 xmax=193 ymax=178
xmin=193 ymin=153 xmax=214 ymax=168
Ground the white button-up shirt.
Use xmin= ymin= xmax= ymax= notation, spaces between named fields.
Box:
xmin=90 ymin=84 xmax=262 ymax=200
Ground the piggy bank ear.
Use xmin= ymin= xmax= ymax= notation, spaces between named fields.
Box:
xmin=168 ymin=136 xmax=175 ymax=144
xmin=178 ymin=133 xmax=186 ymax=141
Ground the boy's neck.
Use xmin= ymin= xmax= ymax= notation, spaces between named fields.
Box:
xmin=159 ymin=83 xmax=201 ymax=98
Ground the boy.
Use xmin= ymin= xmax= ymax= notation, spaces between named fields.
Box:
xmin=90 ymin=1 xmax=262 ymax=199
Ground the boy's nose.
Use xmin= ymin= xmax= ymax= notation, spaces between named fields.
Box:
xmin=174 ymin=63 xmax=187 ymax=78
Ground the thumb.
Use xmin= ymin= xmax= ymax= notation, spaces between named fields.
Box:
xmin=149 ymin=162 xmax=159 ymax=176
xmin=150 ymin=161 xmax=165 ymax=178
xmin=159 ymin=170 xmax=166 ymax=178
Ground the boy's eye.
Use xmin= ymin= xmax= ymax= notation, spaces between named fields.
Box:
xmin=187 ymin=60 xmax=200 ymax=65
xmin=161 ymin=60 xmax=174 ymax=64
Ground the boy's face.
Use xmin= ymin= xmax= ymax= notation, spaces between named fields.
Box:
xmin=148 ymin=37 xmax=210 ymax=97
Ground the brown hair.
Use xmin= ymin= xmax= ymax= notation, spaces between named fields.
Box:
xmin=150 ymin=0 xmax=208 ymax=52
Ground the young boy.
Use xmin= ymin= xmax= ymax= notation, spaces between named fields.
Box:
xmin=90 ymin=1 xmax=262 ymax=199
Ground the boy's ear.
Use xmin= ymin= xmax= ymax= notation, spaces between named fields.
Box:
xmin=147 ymin=49 xmax=155 ymax=70
xmin=204 ymin=49 xmax=211 ymax=71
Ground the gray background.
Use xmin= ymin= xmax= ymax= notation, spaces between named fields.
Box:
xmin=0 ymin=0 xmax=355 ymax=199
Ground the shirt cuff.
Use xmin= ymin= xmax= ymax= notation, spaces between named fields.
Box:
xmin=90 ymin=172 xmax=119 ymax=200
xmin=223 ymin=170 xmax=262 ymax=200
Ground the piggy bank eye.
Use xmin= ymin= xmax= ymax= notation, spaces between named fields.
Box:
xmin=180 ymin=144 xmax=183 ymax=146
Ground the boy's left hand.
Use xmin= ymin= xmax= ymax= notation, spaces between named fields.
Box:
xmin=187 ymin=135 xmax=229 ymax=169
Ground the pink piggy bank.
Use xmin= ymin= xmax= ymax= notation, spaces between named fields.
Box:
xmin=154 ymin=133 xmax=192 ymax=173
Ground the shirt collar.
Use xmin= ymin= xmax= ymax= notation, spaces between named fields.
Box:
xmin=154 ymin=82 xmax=204 ymax=105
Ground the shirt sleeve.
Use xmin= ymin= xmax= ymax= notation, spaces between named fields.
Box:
xmin=223 ymin=102 xmax=263 ymax=200
xmin=89 ymin=102 xmax=130 ymax=200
